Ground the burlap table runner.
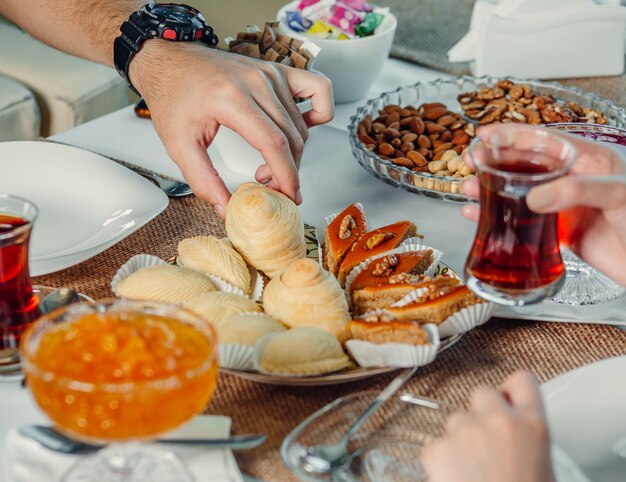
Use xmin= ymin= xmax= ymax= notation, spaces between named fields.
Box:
xmin=383 ymin=0 xmax=626 ymax=109
xmin=33 ymin=196 xmax=626 ymax=481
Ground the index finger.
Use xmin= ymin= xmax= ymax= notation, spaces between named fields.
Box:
xmin=283 ymin=67 xmax=334 ymax=127
xmin=219 ymin=98 xmax=300 ymax=201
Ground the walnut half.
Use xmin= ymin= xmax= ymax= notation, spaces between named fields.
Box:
xmin=365 ymin=232 xmax=395 ymax=249
xmin=338 ymin=215 xmax=357 ymax=240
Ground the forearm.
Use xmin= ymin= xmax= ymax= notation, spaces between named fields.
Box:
xmin=0 ymin=0 xmax=144 ymax=66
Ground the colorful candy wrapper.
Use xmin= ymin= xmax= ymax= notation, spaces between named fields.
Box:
xmin=308 ymin=20 xmax=350 ymax=40
xmin=355 ymin=11 xmax=384 ymax=37
xmin=328 ymin=4 xmax=364 ymax=36
xmin=340 ymin=0 xmax=373 ymax=12
xmin=286 ymin=11 xmax=313 ymax=32
xmin=297 ymin=0 xmax=322 ymax=10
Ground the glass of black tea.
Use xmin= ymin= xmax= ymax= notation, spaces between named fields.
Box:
xmin=464 ymin=125 xmax=577 ymax=306
xmin=0 ymin=194 xmax=39 ymax=368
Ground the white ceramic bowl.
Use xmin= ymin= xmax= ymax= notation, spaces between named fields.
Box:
xmin=277 ymin=2 xmax=397 ymax=104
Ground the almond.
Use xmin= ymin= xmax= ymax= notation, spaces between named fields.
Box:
xmin=409 ymin=117 xmax=425 ymax=135
xmin=423 ymin=107 xmax=448 ymax=121
xmin=391 ymin=157 xmax=415 ymax=168
xmin=407 ymin=150 xmax=428 ymax=166
xmin=378 ymin=143 xmax=394 ymax=157
xmin=417 ymin=135 xmax=431 ymax=149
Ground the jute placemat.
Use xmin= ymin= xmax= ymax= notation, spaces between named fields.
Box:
xmin=33 ymin=196 xmax=626 ymax=481
xmin=382 ymin=0 xmax=626 ymax=108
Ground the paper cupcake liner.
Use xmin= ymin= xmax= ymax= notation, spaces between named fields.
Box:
xmin=344 ymin=243 xmax=443 ymax=295
xmin=346 ymin=324 xmax=441 ymax=368
xmin=316 ymin=202 xmax=368 ymax=267
xmin=111 ymin=254 xmax=168 ymax=296
xmin=219 ymin=344 xmax=255 ymax=371
xmin=437 ymin=302 xmax=497 ymax=338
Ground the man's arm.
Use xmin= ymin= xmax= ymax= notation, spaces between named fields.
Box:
xmin=0 ymin=0 xmax=334 ymax=216
xmin=0 ymin=0 xmax=142 ymax=66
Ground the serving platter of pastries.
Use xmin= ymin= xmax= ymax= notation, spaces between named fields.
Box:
xmin=111 ymin=183 xmax=495 ymax=386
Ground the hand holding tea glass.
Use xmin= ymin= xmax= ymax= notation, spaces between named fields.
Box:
xmin=462 ymin=124 xmax=626 ymax=305
xmin=20 ymin=299 xmax=218 ymax=482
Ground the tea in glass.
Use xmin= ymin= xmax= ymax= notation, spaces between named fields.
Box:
xmin=0 ymin=195 xmax=39 ymax=366
xmin=464 ymin=125 xmax=577 ymax=305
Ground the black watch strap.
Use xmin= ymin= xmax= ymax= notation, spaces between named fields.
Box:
xmin=114 ymin=15 xmax=145 ymax=95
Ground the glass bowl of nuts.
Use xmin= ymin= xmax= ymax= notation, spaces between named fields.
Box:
xmin=348 ymin=76 xmax=626 ymax=203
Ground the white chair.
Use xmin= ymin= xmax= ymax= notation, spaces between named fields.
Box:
xmin=0 ymin=74 xmax=39 ymax=141
xmin=0 ymin=22 xmax=130 ymax=137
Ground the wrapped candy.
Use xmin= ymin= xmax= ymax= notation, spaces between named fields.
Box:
xmin=286 ymin=11 xmax=313 ymax=32
xmin=286 ymin=0 xmax=389 ymax=39
xmin=328 ymin=4 xmax=364 ymax=36
xmin=355 ymin=12 xmax=385 ymax=37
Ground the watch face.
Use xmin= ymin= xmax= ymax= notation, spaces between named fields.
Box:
xmin=151 ymin=4 xmax=196 ymax=23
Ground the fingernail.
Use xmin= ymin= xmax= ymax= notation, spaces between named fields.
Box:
xmin=260 ymin=178 xmax=271 ymax=185
xmin=215 ymin=203 xmax=225 ymax=218
xmin=527 ymin=185 xmax=555 ymax=211
xmin=295 ymin=189 xmax=303 ymax=204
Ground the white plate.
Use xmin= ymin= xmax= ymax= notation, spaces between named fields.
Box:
xmin=542 ymin=356 xmax=626 ymax=482
xmin=0 ymin=141 xmax=168 ymax=276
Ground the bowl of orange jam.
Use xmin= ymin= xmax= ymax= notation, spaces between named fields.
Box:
xmin=21 ymin=299 xmax=218 ymax=443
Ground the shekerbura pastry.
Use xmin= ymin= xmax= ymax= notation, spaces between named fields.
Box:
xmin=183 ymin=292 xmax=261 ymax=327
xmin=178 ymin=236 xmax=251 ymax=293
xmin=323 ymin=203 xmax=367 ymax=276
xmin=218 ymin=313 xmax=285 ymax=346
xmin=263 ymin=258 xmax=350 ymax=338
xmin=225 ymin=183 xmax=306 ymax=278
xmin=116 ymin=265 xmax=216 ymax=304
xmin=256 ymin=327 xmax=351 ymax=375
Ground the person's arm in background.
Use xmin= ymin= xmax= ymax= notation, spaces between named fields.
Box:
xmin=461 ymin=126 xmax=626 ymax=286
xmin=421 ymin=371 xmax=556 ymax=482
xmin=0 ymin=0 xmax=334 ymax=216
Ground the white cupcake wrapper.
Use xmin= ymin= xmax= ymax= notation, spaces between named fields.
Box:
xmin=316 ymin=203 xmax=368 ymax=267
xmin=219 ymin=344 xmax=255 ymax=371
xmin=346 ymin=324 xmax=440 ymax=368
xmin=344 ymin=244 xmax=443 ymax=295
xmin=111 ymin=254 xmax=168 ymax=296
xmin=437 ymin=302 xmax=497 ymax=338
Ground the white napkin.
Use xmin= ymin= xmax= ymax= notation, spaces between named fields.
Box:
xmin=3 ymin=416 xmax=244 ymax=482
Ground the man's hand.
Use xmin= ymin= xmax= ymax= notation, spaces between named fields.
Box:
xmin=421 ymin=371 xmax=556 ymax=482
xmin=130 ymin=42 xmax=334 ymax=217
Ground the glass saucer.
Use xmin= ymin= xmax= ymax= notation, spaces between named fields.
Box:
xmin=551 ymin=249 xmax=625 ymax=306
xmin=281 ymin=390 xmax=448 ymax=482
xmin=0 ymin=285 xmax=92 ymax=382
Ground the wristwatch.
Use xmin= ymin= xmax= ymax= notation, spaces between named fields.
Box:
xmin=114 ymin=3 xmax=218 ymax=94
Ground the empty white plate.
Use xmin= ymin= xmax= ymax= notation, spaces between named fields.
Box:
xmin=0 ymin=141 xmax=168 ymax=276
xmin=543 ymin=356 xmax=626 ymax=482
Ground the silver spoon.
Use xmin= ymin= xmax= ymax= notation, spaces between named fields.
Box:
xmin=136 ymin=170 xmax=193 ymax=197
xmin=20 ymin=425 xmax=266 ymax=454
xmin=302 ymin=366 xmax=418 ymax=474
